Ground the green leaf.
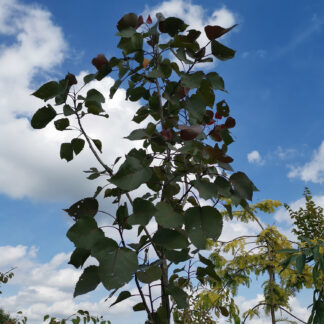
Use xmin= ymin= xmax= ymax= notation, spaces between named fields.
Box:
xmin=155 ymin=202 xmax=183 ymax=228
xmin=133 ymin=302 xmax=146 ymax=312
xmin=159 ymin=17 xmax=188 ymax=37
xmin=71 ymin=138 xmax=85 ymax=155
xmin=69 ymin=248 xmax=90 ymax=269
xmin=118 ymin=34 xmax=143 ymax=54
xmin=110 ymin=79 xmax=122 ymax=99
xmin=31 ymin=105 xmax=57 ymax=129
xmin=185 ymin=94 xmax=206 ymax=123
xmin=214 ymin=176 xmax=231 ymax=197
xmin=99 ymin=247 xmax=138 ymax=290
xmin=54 ymin=118 xmax=69 ymax=131
xmin=110 ymin=291 xmax=132 ymax=307
xmin=137 ymin=265 xmax=162 ymax=284
xmin=185 ymin=206 xmax=223 ymax=249
xmin=83 ymin=73 xmax=96 ymax=84
xmin=86 ymin=89 xmax=105 ymax=103
xmin=91 ymin=237 xmax=119 ymax=261
xmin=296 ymin=253 xmax=306 ymax=274
xmin=165 ymin=248 xmax=190 ymax=264
xmin=206 ymin=72 xmax=225 ymax=91
xmin=127 ymin=198 xmax=156 ymax=226
xmin=167 ymin=284 xmax=188 ymax=308
xmin=125 ymin=129 xmax=148 ymax=141
xmin=67 ymin=216 xmax=104 ymax=250
xmin=32 ymin=81 xmax=59 ymax=101
xmin=211 ymin=40 xmax=236 ymax=61
xmin=92 ymin=139 xmax=102 ymax=153
xmin=192 ymin=179 xmax=218 ymax=200
xmin=110 ymin=156 xmax=152 ymax=191
xmin=74 ymin=265 xmax=100 ymax=297
xmin=152 ymin=228 xmax=188 ymax=250
xmin=60 ymin=143 xmax=73 ymax=162
xmin=116 ymin=27 xmax=136 ymax=37
xmin=230 ymin=172 xmax=256 ymax=201
xmin=221 ymin=129 xmax=234 ymax=145
xmin=63 ymin=104 xmax=74 ymax=116
xmin=181 ymin=72 xmax=204 ymax=89
xmin=85 ymin=100 xmax=104 ymax=115
xmin=64 ymin=197 xmax=99 ymax=219
xmin=197 ymin=79 xmax=215 ymax=107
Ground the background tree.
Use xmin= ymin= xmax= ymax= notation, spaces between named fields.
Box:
xmin=30 ymin=11 xmax=258 ymax=324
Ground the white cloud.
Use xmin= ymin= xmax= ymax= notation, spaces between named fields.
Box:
xmin=0 ymin=0 xmax=142 ymax=202
xmin=247 ymin=150 xmax=264 ymax=165
xmin=143 ymin=0 xmax=237 ymax=69
xmin=288 ymin=140 xmax=324 ymax=183
xmin=0 ymin=245 xmax=145 ymax=324
xmin=275 ymin=146 xmax=297 ymax=160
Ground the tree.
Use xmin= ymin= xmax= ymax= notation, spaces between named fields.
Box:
xmin=31 ymin=12 xmax=258 ymax=323
xmin=173 ymin=200 xmax=313 ymax=324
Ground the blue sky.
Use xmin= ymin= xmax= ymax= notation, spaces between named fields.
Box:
xmin=1 ymin=0 xmax=324 ymax=322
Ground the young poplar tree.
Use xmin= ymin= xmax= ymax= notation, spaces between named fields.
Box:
xmin=30 ymin=12 xmax=257 ymax=323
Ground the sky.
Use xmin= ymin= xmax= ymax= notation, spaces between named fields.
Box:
xmin=0 ymin=0 xmax=324 ymax=322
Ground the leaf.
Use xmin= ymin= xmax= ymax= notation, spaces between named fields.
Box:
xmin=83 ymin=73 xmax=96 ymax=84
xmin=110 ymin=156 xmax=152 ymax=191
xmin=230 ymin=172 xmax=256 ymax=201
xmin=179 ymin=125 xmax=203 ymax=141
xmin=69 ymin=248 xmax=90 ymax=269
xmin=32 ymin=81 xmax=59 ymax=101
xmin=155 ymin=202 xmax=183 ymax=228
xmin=71 ymin=138 xmax=85 ymax=155
xmin=99 ymin=247 xmax=138 ymax=290
xmin=165 ymin=248 xmax=190 ymax=264
xmin=133 ymin=302 xmax=146 ymax=312
xmin=185 ymin=94 xmax=206 ymax=123
xmin=127 ymin=198 xmax=156 ymax=226
xmin=85 ymin=100 xmax=103 ymax=115
xmin=54 ymin=118 xmax=69 ymax=131
xmin=211 ymin=40 xmax=236 ymax=61
xmin=206 ymin=72 xmax=225 ymax=91
xmin=92 ymin=139 xmax=102 ymax=153
xmin=159 ymin=17 xmax=188 ymax=36
xmin=185 ymin=206 xmax=223 ymax=249
xmin=60 ymin=143 xmax=73 ymax=162
xmin=110 ymin=291 xmax=132 ymax=307
xmin=296 ymin=253 xmax=306 ymax=274
xmin=137 ymin=265 xmax=162 ymax=284
xmin=152 ymin=228 xmax=188 ymax=250
xmin=86 ymin=89 xmax=105 ymax=103
xmin=118 ymin=34 xmax=143 ymax=54
xmin=74 ymin=265 xmax=100 ymax=297
xmin=214 ymin=176 xmax=231 ymax=197
xmin=91 ymin=237 xmax=119 ymax=261
xmin=181 ymin=71 xmax=204 ymax=89
xmin=31 ymin=105 xmax=57 ymax=129
xmin=125 ymin=129 xmax=148 ymax=141
xmin=224 ymin=116 xmax=236 ymax=128
xmin=63 ymin=104 xmax=74 ymax=116
xmin=204 ymin=24 xmax=237 ymax=40
xmin=167 ymin=284 xmax=188 ymax=309
xmin=117 ymin=13 xmax=138 ymax=31
xmin=192 ymin=179 xmax=218 ymax=200
xmin=64 ymin=197 xmax=99 ymax=219
xmin=67 ymin=216 xmax=105 ymax=250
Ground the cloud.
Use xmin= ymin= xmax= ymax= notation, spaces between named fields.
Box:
xmin=143 ymin=0 xmax=237 ymax=69
xmin=288 ymin=140 xmax=324 ymax=183
xmin=0 ymin=245 xmax=145 ymax=324
xmin=0 ymin=0 xmax=142 ymax=202
xmin=275 ymin=13 xmax=324 ymax=57
xmin=247 ymin=150 xmax=264 ymax=165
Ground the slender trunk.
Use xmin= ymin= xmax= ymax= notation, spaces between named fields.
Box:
xmin=268 ymin=265 xmax=276 ymax=324
xmin=161 ymin=254 xmax=171 ymax=324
